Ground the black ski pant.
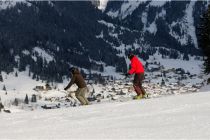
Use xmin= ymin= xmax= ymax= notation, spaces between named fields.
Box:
xmin=133 ymin=73 xmax=146 ymax=96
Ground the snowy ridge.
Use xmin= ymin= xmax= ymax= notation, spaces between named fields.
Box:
xmin=168 ymin=1 xmax=198 ymax=47
xmin=107 ymin=0 xmax=147 ymax=19
xmin=105 ymin=0 xmax=205 ymax=48
xmin=105 ymin=0 xmax=169 ymax=19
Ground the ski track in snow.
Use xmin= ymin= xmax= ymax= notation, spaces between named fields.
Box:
xmin=0 ymin=91 xmax=210 ymax=139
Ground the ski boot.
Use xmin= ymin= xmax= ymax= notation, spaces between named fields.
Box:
xmin=133 ymin=95 xmax=143 ymax=100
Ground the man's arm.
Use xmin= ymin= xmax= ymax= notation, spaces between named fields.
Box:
xmin=64 ymin=76 xmax=76 ymax=90
xmin=128 ymin=61 xmax=136 ymax=74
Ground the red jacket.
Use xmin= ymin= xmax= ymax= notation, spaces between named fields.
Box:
xmin=128 ymin=56 xmax=144 ymax=74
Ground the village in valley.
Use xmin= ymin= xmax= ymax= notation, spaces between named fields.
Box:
xmin=0 ymin=57 xmax=205 ymax=112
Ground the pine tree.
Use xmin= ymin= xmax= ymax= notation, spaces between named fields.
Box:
xmin=28 ymin=70 xmax=31 ymax=77
xmin=120 ymin=90 xmax=125 ymax=95
xmin=3 ymin=85 xmax=6 ymax=91
xmin=36 ymin=75 xmax=39 ymax=81
xmin=145 ymin=62 xmax=149 ymax=69
xmin=0 ymin=74 xmax=3 ymax=82
xmin=31 ymin=94 xmax=37 ymax=103
xmin=198 ymin=5 xmax=210 ymax=73
xmin=99 ymin=64 xmax=104 ymax=72
xmin=183 ymin=53 xmax=189 ymax=61
xmin=163 ymin=71 xmax=166 ymax=77
xmin=161 ymin=79 xmax=165 ymax=86
xmin=13 ymin=98 xmax=18 ymax=106
xmin=15 ymin=71 xmax=18 ymax=77
xmin=32 ymin=73 xmax=36 ymax=79
xmin=24 ymin=94 xmax=29 ymax=104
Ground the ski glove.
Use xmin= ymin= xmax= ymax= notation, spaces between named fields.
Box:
xmin=125 ymin=73 xmax=130 ymax=77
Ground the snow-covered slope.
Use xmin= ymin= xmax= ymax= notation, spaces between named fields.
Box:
xmin=0 ymin=91 xmax=210 ymax=139
xmin=0 ymin=0 xmax=17 ymax=10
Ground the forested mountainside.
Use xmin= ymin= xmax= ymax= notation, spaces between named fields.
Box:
xmin=0 ymin=1 xmax=208 ymax=82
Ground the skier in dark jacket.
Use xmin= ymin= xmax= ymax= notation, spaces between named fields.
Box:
xmin=126 ymin=53 xmax=146 ymax=99
xmin=64 ymin=67 xmax=89 ymax=105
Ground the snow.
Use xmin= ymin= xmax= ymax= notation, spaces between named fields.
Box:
xmin=33 ymin=47 xmax=54 ymax=63
xmin=0 ymin=0 xmax=17 ymax=10
xmin=106 ymin=10 xmax=119 ymax=18
xmin=141 ymin=11 xmax=148 ymax=25
xmin=158 ymin=8 xmax=166 ymax=19
xmin=185 ymin=0 xmax=198 ymax=48
xmin=103 ymin=66 xmax=123 ymax=79
xmin=168 ymin=1 xmax=198 ymax=48
xmin=119 ymin=0 xmax=147 ymax=19
xmin=0 ymin=91 xmax=210 ymax=139
xmin=98 ymin=0 xmax=109 ymax=11
xmin=141 ymin=11 xmax=158 ymax=34
xmin=169 ymin=21 xmax=189 ymax=45
xmin=96 ymin=31 xmax=104 ymax=39
xmin=147 ymin=21 xmax=157 ymax=34
xmin=0 ymin=69 xmax=40 ymax=91
xmin=106 ymin=0 xmax=169 ymax=19
xmin=148 ymin=52 xmax=203 ymax=75
xmin=98 ymin=20 xmax=115 ymax=29
xmin=22 ymin=50 xmax=30 ymax=56
xmin=149 ymin=0 xmax=168 ymax=7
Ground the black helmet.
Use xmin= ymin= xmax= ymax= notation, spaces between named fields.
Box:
xmin=128 ymin=53 xmax=134 ymax=60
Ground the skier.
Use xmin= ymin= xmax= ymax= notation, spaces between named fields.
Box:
xmin=64 ymin=67 xmax=89 ymax=105
xmin=125 ymin=53 xmax=146 ymax=100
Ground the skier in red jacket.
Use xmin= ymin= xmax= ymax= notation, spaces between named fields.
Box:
xmin=126 ymin=53 xmax=146 ymax=99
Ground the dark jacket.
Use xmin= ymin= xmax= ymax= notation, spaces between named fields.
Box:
xmin=65 ymin=68 xmax=86 ymax=89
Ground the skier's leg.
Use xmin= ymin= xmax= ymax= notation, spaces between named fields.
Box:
xmin=80 ymin=87 xmax=90 ymax=105
xmin=140 ymin=85 xmax=146 ymax=95
xmin=133 ymin=84 xmax=143 ymax=96
xmin=75 ymin=88 xmax=87 ymax=105
xmin=133 ymin=74 xmax=143 ymax=96
xmin=139 ymin=73 xmax=146 ymax=96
